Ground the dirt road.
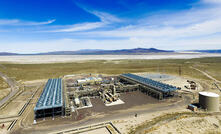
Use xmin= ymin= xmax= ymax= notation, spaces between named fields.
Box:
xmin=0 ymin=72 xmax=19 ymax=108
xmin=0 ymin=85 xmax=42 ymax=133
xmin=190 ymin=66 xmax=221 ymax=83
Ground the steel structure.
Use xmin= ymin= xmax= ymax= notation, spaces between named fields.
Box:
xmin=34 ymin=78 xmax=64 ymax=118
xmin=119 ymin=73 xmax=179 ymax=99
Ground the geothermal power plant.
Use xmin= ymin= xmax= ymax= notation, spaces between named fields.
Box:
xmin=34 ymin=73 xmax=182 ymax=119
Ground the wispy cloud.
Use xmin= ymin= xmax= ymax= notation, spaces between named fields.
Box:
xmin=44 ymin=0 xmax=221 ymax=38
xmin=202 ymin=0 xmax=221 ymax=4
xmin=0 ymin=19 xmax=55 ymax=26
xmin=49 ymin=22 xmax=105 ymax=32
xmin=45 ymin=11 xmax=122 ymax=32
xmin=71 ymin=1 xmax=221 ymax=40
xmin=25 ymin=19 xmax=56 ymax=25
xmin=74 ymin=1 xmax=123 ymax=23
xmin=43 ymin=2 xmax=123 ymax=33
xmin=82 ymin=18 xmax=221 ymax=39
xmin=0 ymin=19 xmax=20 ymax=25
xmin=90 ymin=11 xmax=122 ymax=23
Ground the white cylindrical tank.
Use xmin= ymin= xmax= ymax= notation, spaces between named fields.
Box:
xmin=75 ymin=98 xmax=80 ymax=105
xmin=77 ymin=79 xmax=86 ymax=85
xmin=199 ymin=92 xmax=220 ymax=112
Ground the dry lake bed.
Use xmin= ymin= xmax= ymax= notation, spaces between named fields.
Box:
xmin=0 ymin=53 xmax=221 ymax=64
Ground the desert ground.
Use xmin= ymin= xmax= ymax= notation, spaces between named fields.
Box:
xmin=0 ymin=55 xmax=221 ymax=134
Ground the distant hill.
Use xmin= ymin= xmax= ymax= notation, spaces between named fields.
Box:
xmin=0 ymin=52 xmax=19 ymax=56
xmin=0 ymin=48 xmax=173 ymax=55
xmin=36 ymin=48 xmax=174 ymax=55
xmin=2 ymin=48 xmax=221 ymax=56
xmin=193 ymin=49 xmax=221 ymax=53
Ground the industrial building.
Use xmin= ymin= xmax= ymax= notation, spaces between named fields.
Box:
xmin=199 ymin=92 xmax=220 ymax=112
xmin=119 ymin=73 xmax=179 ymax=99
xmin=34 ymin=78 xmax=64 ymax=118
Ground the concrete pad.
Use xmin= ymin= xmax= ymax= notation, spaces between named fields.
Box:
xmin=76 ymin=98 xmax=93 ymax=110
xmin=76 ymin=104 xmax=93 ymax=110
xmin=105 ymin=99 xmax=125 ymax=107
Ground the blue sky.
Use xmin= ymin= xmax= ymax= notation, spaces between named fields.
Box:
xmin=0 ymin=0 xmax=221 ymax=53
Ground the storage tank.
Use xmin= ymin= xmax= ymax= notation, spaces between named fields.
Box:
xmin=75 ymin=98 xmax=80 ymax=106
xmin=77 ymin=79 xmax=87 ymax=85
xmin=199 ymin=92 xmax=220 ymax=112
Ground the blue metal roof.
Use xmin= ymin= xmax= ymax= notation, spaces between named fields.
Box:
xmin=121 ymin=73 xmax=178 ymax=93
xmin=34 ymin=78 xmax=63 ymax=111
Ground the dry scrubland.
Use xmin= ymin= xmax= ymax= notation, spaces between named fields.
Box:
xmin=0 ymin=57 xmax=221 ymax=82
xmin=0 ymin=77 xmax=9 ymax=100
xmin=0 ymin=77 xmax=8 ymax=89
xmin=128 ymin=112 xmax=221 ymax=134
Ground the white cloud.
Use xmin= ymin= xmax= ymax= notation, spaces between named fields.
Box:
xmin=91 ymin=11 xmax=122 ymax=23
xmin=72 ymin=2 xmax=221 ymax=40
xmin=0 ymin=19 xmax=20 ymax=25
xmin=47 ymin=11 xmax=122 ymax=32
xmin=49 ymin=22 xmax=104 ymax=32
xmin=75 ymin=18 xmax=221 ymax=39
xmin=74 ymin=1 xmax=122 ymax=23
xmin=44 ymin=0 xmax=221 ymax=39
xmin=202 ymin=0 xmax=221 ymax=4
xmin=25 ymin=19 xmax=56 ymax=25
xmin=0 ymin=19 xmax=55 ymax=26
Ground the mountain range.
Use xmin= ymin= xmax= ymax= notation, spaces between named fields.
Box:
xmin=1 ymin=48 xmax=221 ymax=56
xmin=0 ymin=48 xmax=173 ymax=55
xmin=191 ymin=49 xmax=221 ymax=53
